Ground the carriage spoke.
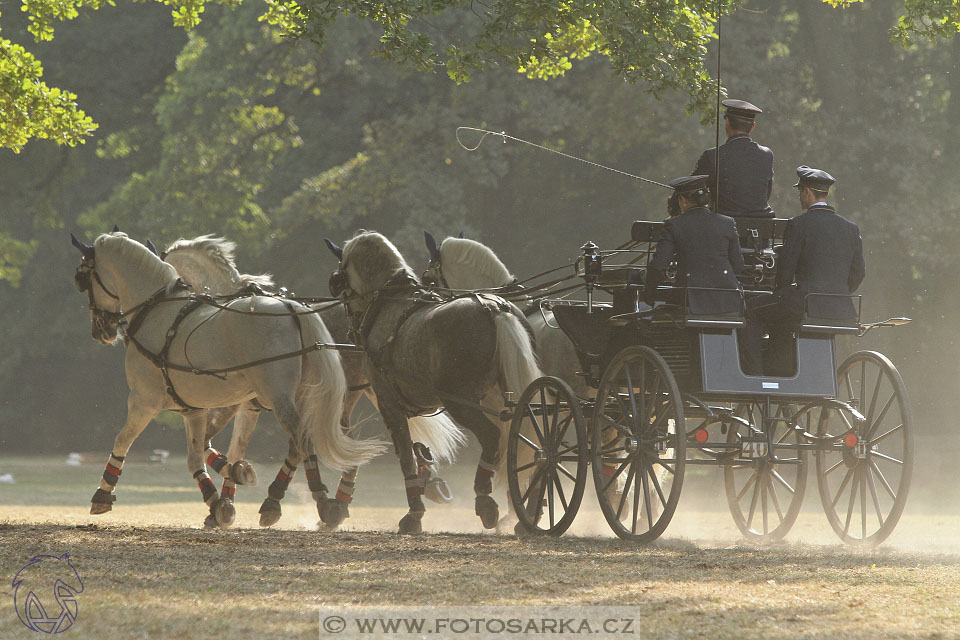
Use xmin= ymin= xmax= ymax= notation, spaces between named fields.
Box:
xmin=746 ymin=469 xmax=762 ymax=530
xmin=761 ymin=471 xmax=769 ymax=533
xmin=770 ymin=468 xmax=796 ymax=495
xmin=766 ymin=472 xmax=785 ymax=522
xmin=870 ymin=451 xmax=904 ymax=466
xmin=539 ymin=387 xmax=552 ymax=446
xmin=524 ymin=404 xmax=547 ymax=446
xmin=831 ymin=465 xmax=856 ymax=509
xmin=866 ymin=464 xmax=886 ymax=527
xmin=842 ymin=467 xmax=859 ymax=536
xmin=640 ymin=460 xmax=653 ymax=532
xmin=859 ymin=362 xmax=866 ymax=412
xmin=616 ymin=463 xmax=637 ymax=521
xmin=870 ymin=423 xmax=904 ymax=446
xmin=736 ymin=470 xmax=758 ymax=502
xmin=515 ymin=461 xmax=538 ymax=473
xmin=865 ymin=394 xmax=896 ymax=441
xmin=823 ymin=457 xmax=845 ymax=477
xmin=646 ymin=463 xmax=668 ymax=509
xmin=600 ymin=459 xmax=631 ymax=495
xmin=550 ymin=468 xmax=569 ymax=511
xmin=843 ymin=373 xmax=855 ymax=404
xmin=546 ymin=468 xmax=556 ymax=528
xmin=859 ymin=466 xmax=873 ymax=534
xmin=870 ymin=459 xmax=898 ymax=501
xmin=519 ymin=466 xmax=548 ymax=504
xmin=865 ymin=371 xmax=883 ymax=432
xmin=556 ymin=463 xmax=577 ymax=483
xmin=553 ymin=414 xmax=574 ymax=448
xmin=517 ymin=433 xmax=541 ymax=451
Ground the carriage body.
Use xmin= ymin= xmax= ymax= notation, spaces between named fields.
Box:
xmin=506 ymin=219 xmax=913 ymax=546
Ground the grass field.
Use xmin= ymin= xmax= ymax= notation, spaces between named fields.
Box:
xmin=1 ymin=454 xmax=958 ymax=639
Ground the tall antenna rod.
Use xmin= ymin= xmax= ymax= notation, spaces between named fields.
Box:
xmin=715 ymin=0 xmax=722 ymax=207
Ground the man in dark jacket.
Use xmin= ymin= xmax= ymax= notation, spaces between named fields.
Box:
xmin=741 ymin=166 xmax=865 ymax=375
xmin=694 ymin=99 xmax=775 ymax=218
xmin=644 ymin=175 xmax=745 ymax=314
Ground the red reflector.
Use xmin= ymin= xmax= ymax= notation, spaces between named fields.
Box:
xmin=695 ymin=429 xmax=709 ymax=443
xmin=844 ymin=433 xmax=859 ymax=448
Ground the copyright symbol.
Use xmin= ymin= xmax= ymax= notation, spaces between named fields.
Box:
xmin=322 ymin=615 xmax=347 ymax=634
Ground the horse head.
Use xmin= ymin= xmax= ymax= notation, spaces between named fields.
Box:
xmin=71 ymin=231 xmax=177 ymax=344
xmin=328 ymin=231 xmax=417 ymax=310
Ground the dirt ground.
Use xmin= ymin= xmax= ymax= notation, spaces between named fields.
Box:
xmin=1 ymin=455 xmax=958 ymax=639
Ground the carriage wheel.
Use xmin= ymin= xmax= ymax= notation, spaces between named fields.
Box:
xmin=814 ymin=351 xmax=913 ymax=546
xmin=507 ymin=376 xmax=588 ymax=536
xmin=723 ymin=402 xmax=808 ymax=542
xmin=591 ymin=346 xmax=685 ymax=542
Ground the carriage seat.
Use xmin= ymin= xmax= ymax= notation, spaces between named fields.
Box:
xmin=800 ymin=293 xmax=862 ymax=334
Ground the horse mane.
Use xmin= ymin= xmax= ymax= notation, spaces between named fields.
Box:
xmin=164 ymin=235 xmax=274 ymax=294
xmin=341 ymin=230 xmax=418 ymax=295
xmin=95 ymin=232 xmax=179 ymax=286
xmin=439 ymin=237 xmax=514 ymax=289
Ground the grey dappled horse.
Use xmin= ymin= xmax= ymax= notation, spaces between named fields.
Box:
xmin=159 ymin=235 xmax=461 ymax=529
xmin=71 ymin=231 xmax=384 ymax=522
xmin=326 ymin=231 xmax=542 ymax=533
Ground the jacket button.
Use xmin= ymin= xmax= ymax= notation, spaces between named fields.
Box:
xmin=723 ymin=270 xmax=728 ymax=274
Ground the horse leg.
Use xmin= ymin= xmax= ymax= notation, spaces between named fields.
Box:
xmin=91 ymin=396 xmax=156 ymax=514
xmin=182 ymin=410 xmax=221 ymax=520
xmin=320 ymin=386 xmax=369 ymax=531
xmin=203 ymin=405 xmax=260 ymax=529
xmin=259 ymin=439 xmax=301 ymax=527
xmin=445 ymin=405 xmax=503 ymax=530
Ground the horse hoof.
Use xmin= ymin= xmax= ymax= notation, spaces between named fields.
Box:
xmin=496 ymin=513 xmax=519 ymax=535
xmin=475 ymin=496 xmax=499 ymax=530
xmin=424 ymin=477 xmax=454 ymax=504
xmin=398 ymin=512 xmax=424 ymax=535
xmin=514 ymin=521 xmax=536 ymax=537
xmin=231 ymin=460 xmax=257 ymax=486
xmin=258 ymin=497 xmax=282 ymax=527
xmin=214 ymin=498 xmax=236 ymax=527
xmin=89 ymin=502 xmax=112 ymax=515
xmin=318 ymin=499 xmax=349 ymax=527
xmin=203 ymin=513 xmax=218 ymax=529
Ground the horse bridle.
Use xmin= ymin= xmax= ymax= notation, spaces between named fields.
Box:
xmin=74 ymin=258 xmax=124 ymax=337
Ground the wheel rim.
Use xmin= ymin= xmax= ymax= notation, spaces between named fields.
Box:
xmin=815 ymin=351 xmax=913 ymax=546
xmin=591 ymin=346 xmax=685 ymax=542
xmin=507 ymin=376 xmax=587 ymax=536
xmin=724 ymin=402 xmax=808 ymax=542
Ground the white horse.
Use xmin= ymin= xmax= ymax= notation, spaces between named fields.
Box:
xmin=158 ymin=235 xmax=463 ymax=528
xmin=71 ymin=231 xmax=385 ymax=523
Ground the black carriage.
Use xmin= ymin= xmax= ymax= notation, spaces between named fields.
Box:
xmin=505 ymin=218 xmax=913 ymax=546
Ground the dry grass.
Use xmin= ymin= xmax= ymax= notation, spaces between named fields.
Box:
xmin=1 ymin=456 xmax=958 ymax=639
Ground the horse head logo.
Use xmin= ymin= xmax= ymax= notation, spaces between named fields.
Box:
xmin=12 ymin=553 xmax=83 ymax=634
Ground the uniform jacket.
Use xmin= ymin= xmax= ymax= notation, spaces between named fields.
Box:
xmin=645 ymin=206 xmax=745 ymax=314
xmin=775 ymin=204 xmax=865 ymax=319
xmin=695 ymin=134 xmax=775 ymax=218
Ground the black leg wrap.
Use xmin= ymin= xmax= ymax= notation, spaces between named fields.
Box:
xmin=267 ymin=478 xmax=289 ymax=501
xmin=91 ymin=488 xmax=116 ymax=505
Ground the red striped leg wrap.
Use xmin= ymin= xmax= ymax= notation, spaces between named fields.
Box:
xmin=99 ymin=454 xmax=125 ymax=491
xmin=601 ymin=463 xmax=617 ymax=477
xmin=220 ymin=482 xmax=236 ymax=500
xmin=205 ymin=448 xmax=229 ymax=477
xmin=267 ymin=460 xmax=297 ymax=500
xmin=335 ymin=478 xmax=355 ymax=504
xmin=474 ymin=459 xmax=496 ymax=495
xmin=405 ymin=474 xmax=425 ymax=497
xmin=193 ymin=470 xmax=217 ymax=505
xmin=304 ymin=455 xmax=328 ymax=500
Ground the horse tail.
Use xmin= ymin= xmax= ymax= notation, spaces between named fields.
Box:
xmin=492 ymin=311 xmax=543 ymax=480
xmin=408 ymin=413 xmax=466 ymax=463
xmin=494 ymin=311 xmax=543 ymax=402
xmin=296 ymin=315 xmax=385 ymax=471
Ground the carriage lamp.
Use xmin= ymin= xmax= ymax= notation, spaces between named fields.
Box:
xmin=581 ymin=241 xmax=602 ymax=313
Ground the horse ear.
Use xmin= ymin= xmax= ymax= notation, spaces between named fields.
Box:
xmin=323 ymin=238 xmax=343 ymax=261
xmin=145 ymin=239 xmax=160 ymax=257
xmin=70 ymin=233 xmax=95 ymax=261
xmin=424 ymin=231 xmax=440 ymax=262
xmin=112 ymin=225 xmax=120 ymax=233
xmin=458 ymin=230 xmax=465 ymax=239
